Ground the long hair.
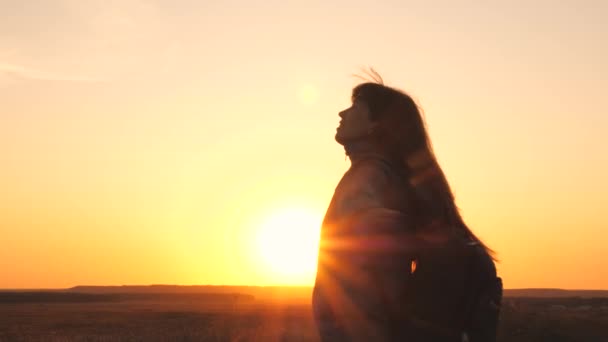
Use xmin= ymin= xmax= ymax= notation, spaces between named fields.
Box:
xmin=351 ymin=79 xmax=497 ymax=260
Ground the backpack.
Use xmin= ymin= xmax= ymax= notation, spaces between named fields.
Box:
xmin=400 ymin=239 xmax=503 ymax=342
xmin=460 ymin=242 xmax=503 ymax=342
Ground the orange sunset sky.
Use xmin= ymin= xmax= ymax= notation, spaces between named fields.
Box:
xmin=1 ymin=1 xmax=607 ymax=290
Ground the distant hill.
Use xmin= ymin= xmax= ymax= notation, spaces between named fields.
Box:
xmin=0 ymin=289 xmax=255 ymax=304
xmin=68 ymin=285 xmax=253 ymax=294
xmin=0 ymin=292 xmax=251 ymax=303
xmin=504 ymin=288 xmax=608 ymax=298
xmin=67 ymin=285 xmax=313 ymax=302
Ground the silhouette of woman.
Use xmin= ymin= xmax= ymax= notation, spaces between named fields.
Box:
xmin=312 ymin=72 xmax=501 ymax=341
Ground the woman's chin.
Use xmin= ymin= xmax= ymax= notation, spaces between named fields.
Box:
xmin=335 ymin=131 xmax=346 ymax=144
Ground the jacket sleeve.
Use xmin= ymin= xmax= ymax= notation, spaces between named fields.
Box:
xmin=333 ymin=161 xmax=417 ymax=264
xmin=334 ymin=161 xmax=391 ymax=217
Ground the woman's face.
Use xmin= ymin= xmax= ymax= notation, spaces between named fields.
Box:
xmin=335 ymin=99 xmax=377 ymax=144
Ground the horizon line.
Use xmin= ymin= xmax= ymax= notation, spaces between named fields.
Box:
xmin=1 ymin=285 xmax=607 ymax=291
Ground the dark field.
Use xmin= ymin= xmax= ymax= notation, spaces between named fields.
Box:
xmin=1 ymin=288 xmax=607 ymax=341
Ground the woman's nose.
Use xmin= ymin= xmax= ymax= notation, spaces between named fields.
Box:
xmin=338 ymin=110 xmax=346 ymax=118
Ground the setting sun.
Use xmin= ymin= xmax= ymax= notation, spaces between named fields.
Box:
xmin=255 ymin=207 xmax=322 ymax=284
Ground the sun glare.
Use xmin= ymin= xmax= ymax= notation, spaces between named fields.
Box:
xmin=255 ymin=207 xmax=322 ymax=284
xmin=297 ymin=84 xmax=319 ymax=105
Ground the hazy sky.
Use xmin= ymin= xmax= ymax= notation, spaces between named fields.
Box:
xmin=1 ymin=0 xmax=607 ymax=289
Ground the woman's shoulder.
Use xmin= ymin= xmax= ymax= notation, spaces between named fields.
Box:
xmin=351 ymin=155 xmax=398 ymax=175
xmin=345 ymin=156 xmax=404 ymax=190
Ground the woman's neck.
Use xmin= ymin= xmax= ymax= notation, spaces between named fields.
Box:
xmin=343 ymin=139 xmax=386 ymax=164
